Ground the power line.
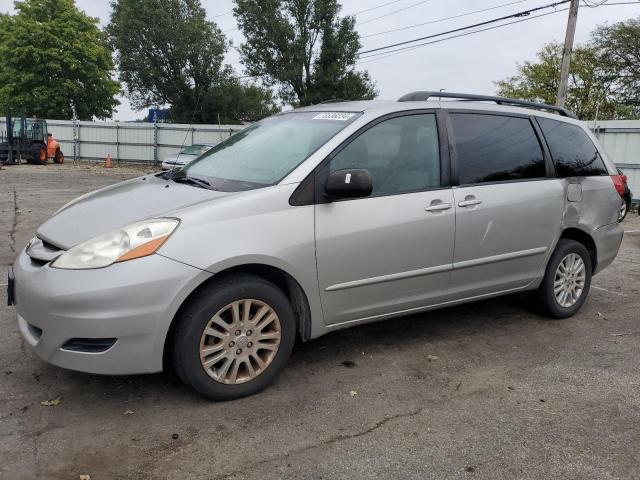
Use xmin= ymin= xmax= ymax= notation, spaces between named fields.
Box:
xmin=360 ymin=0 xmax=530 ymax=38
xmin=357 ymin=0 xmax=571 ymax=56
xmin=357 ymin=8 xmax=567 ymax=63
xmin=212 ymin=9 xmax=233 ymax=19
xmin=232 ymin=0 xmax=640 ymax=78
xmin=358 ymin=0 xmax=434 ymax=26
xmin=356 ymin=0 xmax=640 ymax=64
xmin=352 ymin=0 xmax=406 ymax=16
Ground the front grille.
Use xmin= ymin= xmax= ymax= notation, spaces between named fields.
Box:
xmin=61 ymin=338 xmax=117 ymax=353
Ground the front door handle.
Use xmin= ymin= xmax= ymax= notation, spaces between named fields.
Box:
xmin=425 ymin=202 xmax=452 ymax=212
xmin=458 ymin=199 xmax=482 ymax=207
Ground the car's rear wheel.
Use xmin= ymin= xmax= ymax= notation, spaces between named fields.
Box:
xmin=538 ymin=239 xmax=592 ymax=319
xmin=171 ymin=275 xmax=296 ymax=400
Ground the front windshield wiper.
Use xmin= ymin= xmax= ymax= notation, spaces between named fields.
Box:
xmin=172 ymin=175 xmax=217 ymax=190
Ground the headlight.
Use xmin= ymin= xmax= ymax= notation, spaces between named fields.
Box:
xmin=51 ymin=218 xmax=179 ymax=269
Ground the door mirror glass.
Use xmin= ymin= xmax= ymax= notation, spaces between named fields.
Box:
xmin=325 ymin=169 xmax=372 ymax=200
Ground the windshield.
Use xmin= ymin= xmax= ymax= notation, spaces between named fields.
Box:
xmin=178 ymin=111 xmax=360 ymax=191
xmin=181 ymin=144 xmax=212 ymax=155
xmin=12 ymin=119 xmax=47 ymax=141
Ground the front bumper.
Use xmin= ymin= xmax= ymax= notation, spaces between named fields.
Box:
xmin=13 ymin=248 xmax=211 ymax=375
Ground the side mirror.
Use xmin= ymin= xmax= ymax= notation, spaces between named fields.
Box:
xmin=325 ymin=169 xmax=372 ymax=200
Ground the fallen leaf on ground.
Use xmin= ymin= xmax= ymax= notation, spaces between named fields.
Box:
xmin=427 ymin=355 xmax=439 ymax=361
xmin=124 ymin=409 xmax=135 ymax=415
xmin=349 ymin=390 xmax=357 ymax=397
xmin=40 ymin=397 xmax=61 ymax=406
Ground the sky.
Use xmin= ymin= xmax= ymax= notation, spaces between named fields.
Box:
xmin=1 ymin=0 xmax=639 ymax=120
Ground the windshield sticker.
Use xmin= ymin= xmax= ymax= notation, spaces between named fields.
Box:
xmin=312 ymin=112 xmax=355 ymax=121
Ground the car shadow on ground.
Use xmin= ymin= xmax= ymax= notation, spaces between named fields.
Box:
xmin=18 ymin=292 xmax=548 ymax=405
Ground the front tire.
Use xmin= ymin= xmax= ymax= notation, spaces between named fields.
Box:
xmin=171 ymin=275 xmax=296 ymax=400
xmin=538 ymin=239 xmax=592 ymax=319
xmin=31 ymin=146 xmax=47 ymax=165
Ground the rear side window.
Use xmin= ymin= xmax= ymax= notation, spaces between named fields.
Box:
xmin=537 ymin=118 xmax=608 ymax=177
xmin=450 ymin=113 xmax=545 ymax=185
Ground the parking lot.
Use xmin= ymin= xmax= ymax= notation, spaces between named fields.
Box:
xmin=1 ymin=163 xmax=639 ymax=480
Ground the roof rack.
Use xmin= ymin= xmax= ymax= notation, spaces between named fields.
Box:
xmin=397 ymin=91 xmax=577 ymax=118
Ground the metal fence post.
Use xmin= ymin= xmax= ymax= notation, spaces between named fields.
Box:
xmin=153 ymin=122 xmax=158 ymax=165
xmin=191 ymin=126 xmax=195 ymax=145
xmin=116 ymin=123 xmax=120 ymax=164
xmin=75 ymin=122 xmax=81 ymax=164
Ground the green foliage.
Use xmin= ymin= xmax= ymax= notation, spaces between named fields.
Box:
xmin=0 ymin=0 xmax=120 ymax=120
xmin=592 ymin=18 xmax=640 ymax=113
xmin=495 ymin=42 xmax=626 ymax=120
xmin=496 ymin=17 xmax=640 ymax=121
xmin=108 ymin=0 xmax=278 ymax=123
xmin=234 ymin=0 xmax=377 ymax=106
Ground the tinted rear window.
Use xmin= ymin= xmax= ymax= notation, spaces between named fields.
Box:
xmin=537 ymin=118 xmax=608 ymax=177
xmin=451 ymin=113 xmax=545 ymax=184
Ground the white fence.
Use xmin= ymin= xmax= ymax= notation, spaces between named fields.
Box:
xmin=0 ymin=116 xmax=638 ymax=199
xmin=0 ymin=118 xmax=245 ymax=164
xmin=593 ymin=120 xmax=640 ymax=201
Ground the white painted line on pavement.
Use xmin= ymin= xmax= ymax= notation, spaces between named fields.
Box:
xmin=592 ymin=285 xmax=628 ymax=297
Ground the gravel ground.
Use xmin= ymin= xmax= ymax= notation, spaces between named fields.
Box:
xmin=1 ymin=163 xmax=639 ymax=480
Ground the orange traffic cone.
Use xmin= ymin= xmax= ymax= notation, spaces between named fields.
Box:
xmin=105 ymin=154 xmax=113 ymax=168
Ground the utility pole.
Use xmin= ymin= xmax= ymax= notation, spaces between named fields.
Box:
xmin=556 ymin=0 xmax=580 ymax=107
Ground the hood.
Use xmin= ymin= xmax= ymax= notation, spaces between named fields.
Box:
xmin=37 ymin=174 xmax=230 ymax=249
xmin=164 ymin=153 xmax=198 ymax=163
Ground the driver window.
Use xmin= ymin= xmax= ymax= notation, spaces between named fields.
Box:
xmin=330 ymin=114 xmax=440 ymax=196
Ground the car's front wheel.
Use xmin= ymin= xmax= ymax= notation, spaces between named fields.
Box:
xmin=538 ymin=239 xmax=592 ymax=319
xmin=171 ymin=274 xmax=296 ymax=400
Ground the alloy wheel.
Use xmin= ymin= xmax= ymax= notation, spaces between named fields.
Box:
xmin=619 ymin=201 xmax=627 ymax=221
xmin=199 ymin=299 xmax=281 ymax=384
xmin=553 ymin=253 xmax=586 ymax=308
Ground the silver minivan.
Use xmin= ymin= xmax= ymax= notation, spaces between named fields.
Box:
xmin=10 ymin=92 xmax=625 ymax=400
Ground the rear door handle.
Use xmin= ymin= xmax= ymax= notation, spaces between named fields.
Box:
xmin=458 ymin=199 xmax=482 ymax=207
xmin=425 ymin=202 xmax=452 ymax=212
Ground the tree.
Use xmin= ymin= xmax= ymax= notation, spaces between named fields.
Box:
xmin=495 ymin=42 xmax=626 ymax=120
xmin=0 ymin=0 xmax=119 ymax=120
xmin=592 ymin=18 xmax=640 ymax=113
xmin=108 ymin=0 xmax=278 ymax=124
xmin=234 ymin=0 xmax=377 ymax=106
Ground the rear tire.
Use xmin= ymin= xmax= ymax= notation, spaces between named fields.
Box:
xmin=53 ymin=149 xmax=64 ymax=164
xmin=537 ymin=239 xmax=592 ymax=319
xmin=171 ymin=274 xmax=296 ymax=400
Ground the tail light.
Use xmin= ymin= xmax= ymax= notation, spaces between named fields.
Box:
xmin=610 ymin=175 xmax=626 ymax=199
xmin=620 ymin=174 xmax=628 ymax=183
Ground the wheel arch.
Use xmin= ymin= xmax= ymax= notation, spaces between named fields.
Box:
xmin=163 ymin=263 xmax=313 ymax=370
xmin=559 ymin=227 xmax=597 ymax=271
